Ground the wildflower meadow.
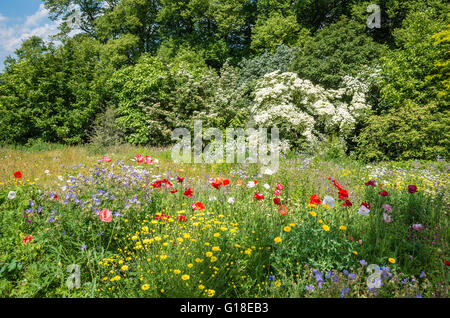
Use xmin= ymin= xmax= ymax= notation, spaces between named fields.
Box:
xmin=0 ymin=145 xmax=448 ymax=298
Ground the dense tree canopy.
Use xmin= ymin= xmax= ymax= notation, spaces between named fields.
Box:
xmin=0 ymin=0 xmax=448 ymax=161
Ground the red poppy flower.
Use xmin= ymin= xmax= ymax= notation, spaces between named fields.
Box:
xmin=54 ymin=194 xmax=59 ymax=201
xmin=192 ymin=202 xmax=205 ymax=211
xmin=379 ymin=190 xmax=389 ymax=197
xmin=361 ymin=202 xmax=371 ymax=210
xmin=133 ymin=154 xmax=144 ymax=163
xmin=23 ymin=235 xmax=34 ymax=244
xmin=332 ymin=180 xmax=343 ymax=190
xmin=152 ymin=179 xmax=173 ymax=189
xmin=99 ymin=209 xmax=113 ymax=222
xmin=364 ymin=180 xmax=376 ymax=187
xmin=177 ymin=176 xmax=184 ymax=183
xmin=211 ymin=177 xmax=224 ymax=189
xmin=155 ymin=214 xmax=169 ymax=221
xmin=177 ymin=215 xmax=187 ymax=222
xmin=254 ymin=180 xmax=258 ymax=185
xmin=164 ymin=179 xmax=173 ymax=188
xmin=144 ymin=155 xmax=153 ymax=164
xmin=254 ymin=192 xmax=264 ymax=201
xmin=184 ymin=188 xmax=193 ymax=197
xmin=408 ymin=185 xmax=417 ymax=194
xmin=309 ymin=194 xmax=322 ymax=205
xmin=170 ymin=190 xmax=178 ymax=193
xmin=273 ymin=189 xmax=281 ymax=196
xmin=343 ymin=199 xmax=352 ymax=207
xmin=211 ymin=182 xmax=221 ymax=189
xmin=223 ymin=179 xmax=230 ymax=186
xmin=102 ymin=156 xmax=112 ymax=162
xmin=276 ymin=184 xmax=284 ymax=191
xmin=278 ymin=205 xmax=288 ymax=216
xmin=151 ymin=180 xmax=161 ymax=188
xmin=273 ymin=197 xmax=281 ymax=205
xmin=444 ymin=260 xmax=450 ymax=266
xmin=13 ymin=171 xmax=23 ymax=179
xmin=338 ymin=189 xmax=349 ymax=199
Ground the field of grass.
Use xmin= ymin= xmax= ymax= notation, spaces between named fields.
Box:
xmin=0 ymin=144 xmax=449 ymax=298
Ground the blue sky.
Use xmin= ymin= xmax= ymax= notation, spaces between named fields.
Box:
xmin=0 ymin=0 xmax=60 ymax=70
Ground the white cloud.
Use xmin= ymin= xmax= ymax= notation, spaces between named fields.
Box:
xmin=24 ymin=4 xmax=52 ymax=28
xmin=0 ymin=4 xmax=85 ymax=70
xmin=0 ymin=4 xmax=60 ymax=60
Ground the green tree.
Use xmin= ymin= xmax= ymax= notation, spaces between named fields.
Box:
xmin=0 ymin=35 xmax=104 ymax=144
xmin=95 ymin=0 xmax=160 ymax=60
xmin=43 ymin=0 xmax=116 ymax=36
xmin=107 ymin=49 xmax=211 ymax=145
xmin=293 ymin=0 xmax=355 ymax=31
xmin=250 ymin=13 xmax=302 ymax=54
xmin=429 ymin=24 xmax=450 ymax=98
xmin=357 ymin=102 xmax=450 ymax=162
xmin=290 ymin=16 xmax=385 ymax=89
xmin=379 ymin=8 xmax=448 ymax=111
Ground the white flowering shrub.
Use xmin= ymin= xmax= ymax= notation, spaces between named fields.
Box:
xmin=251 ymin=70 xmax=372 ymax=150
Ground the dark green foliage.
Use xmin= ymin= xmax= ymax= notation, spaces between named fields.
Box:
xmin=270 ymin=216 xmax=359 ymax=273
xmin=357 ymin=102 xmax=450 ymax=162
xmin=290 ymin=16 xmax=385 ymax=89
xmin=0 ymin=35 xmax=103 ymax=145
xmin=378 ymin=8 xmax=449 ymax=112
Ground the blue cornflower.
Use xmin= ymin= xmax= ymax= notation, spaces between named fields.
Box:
xmin=420 ymin=271 xmax=425 ymax=278
xmin=305 ymin=284 xmax=315 ymax=292
xmin=360 ymin=260 xmax=368 ymax=266
xmin=269 ymin=275 xmax=274 ymax=281
xmin=314 ymin=272 xmax=323 ymax=281
xmin=348 ymin=273 xmax=357 ymax=280
xmin=81 ymin=244 xmax=87 ymax=251
xmin=340 ymin=288 xmax=349 ymax=298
